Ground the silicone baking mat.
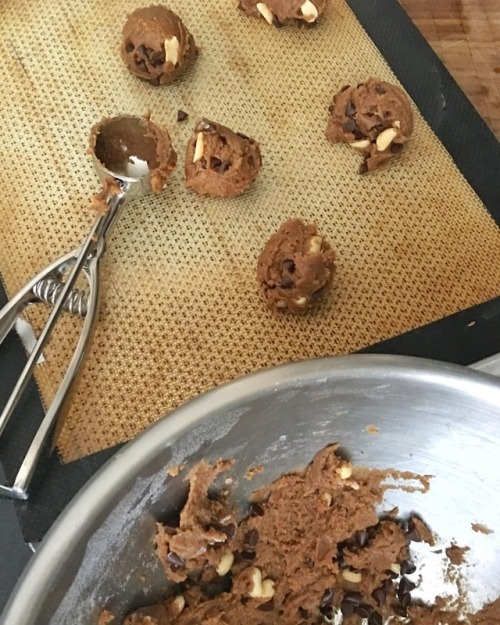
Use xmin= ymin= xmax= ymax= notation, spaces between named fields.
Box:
xmin=1 ymin=0 xmax=500 ymax=463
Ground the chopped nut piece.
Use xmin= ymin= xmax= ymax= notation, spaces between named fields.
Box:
xmin=193 ymin=132 xmax=205 ymax=163
xmin=168 ymin=595 xmax=185 ymax=618
xmin=164 ymin=36 xmax=180 ymax=65
xmin=216 ymin=551 xmax=235 ymax=576
xmin=350 ymin=139 xmax=370 ymax=150
xmin=248 ymin=567 xmax=263 ymax=598
xmin=308 ymin=236 xmax=323 ymax=254
xmin=394 ymin=120 xmax=401 ymax=129
xmin=294 ymin=296 xmax=308 ymax=307
xmin=336 ymin=461 xmax=353 ymax=480
xmin=322 ymin=492 xmax=333 ymax=507
xmin=276 ymin=300 xmax=287 ymax=308
xmin=342 ymin=569 xmax=362 ymax=583
xmin=300 ymin=0 xmax=319 ymax=22
xmin=390 ymin=562 xmax=401 ymax=575
xmin=256 ymin=2 xmax=274 ymax=24
xmin=376 ymin=127 xmax=398 ymax=152
xmin=261 ymin=578 xmax=276 ymax=599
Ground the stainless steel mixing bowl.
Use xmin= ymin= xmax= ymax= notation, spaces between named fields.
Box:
xmin=1 ymin=354 xmax=500 ymax=624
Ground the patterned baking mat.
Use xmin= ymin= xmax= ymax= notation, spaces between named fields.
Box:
xmin=1 ymin=0 xmax=500 ymax=462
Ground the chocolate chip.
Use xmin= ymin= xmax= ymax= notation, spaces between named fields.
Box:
xmin=135 ymin=59 xmax=148 ymax=73
xmin=244 ymin=529 xmax=259 ymax=547
xmin=401 ymin=559 xmax=416 ymax=575
xmin=150 ymin=50 xmax=166 ymax=66
xmin=356 ymin=531 xmax=369 ymax=547
xmin=355 ymin=603 xmax=372 ymax=618
xmin=236 ymin=132 xmax=250 ymax=141
xmin=149 ymin=76 xmax=161 ymax=86
xmin=390 ymin=143 xmax=404 ymax=154
xmin=249 ymin=502 xmax=265 ymax=516
xmin=393 ymin=604 xmax=408 ymax=617
xmin=210 ymin=156 xmax=223 ymax=169
xmin=280 ymin=276 xmax=294 ymax=289
xmin=240 ymin=550 xmax=256 ymax=560
xmin=282 ymin=259 xmax=296 ymax=273
xmin=166 ymin=551 xmax=185 ymax=571
xmin=328 ymin=103 xmax=335 ymax=113
xmin=273 ymin=15 xmax=283 ymax=27
xmin=217 ymin=161 xmax=230 ymax=173
xmin=398 ymin=577 xmax=416 ymax=598
xmin=343 ymin=591 xmax=362 ymax=605
xmin=209 ymin=522 xmax=236 ymax=541
xmin=345 ymin=101 xmax=356 ymax=117
xmin=340 ymin=600 xmax=354 ymax=617
xmin=125 ymin=41 xmax=134 ymax=53
xmin=258 ymin=600 xmax=275 ymax=611
xmin=220 ymin=135 xmax=227 ymax=145
xmin=340 ymin=84 xmax=350 ymax=92
xmin=371 ymin=586 xmax=387 ymax=607
xmin=359 ymin=161 xmax=368 ymax=175
xmin=321 ymin=588 xmax=333 ymax=607
xmin=342 ymin=119 xmax=356 ymax=133
xmin=177 ymin=110 xmax=189 ymax=122
xmin=375 ymin=85 xmax=386 ymax=95
xmin=247 ymin=156 xmax=255 ymax=167
xmin=299 ymin=607 xmax=309 ymax=618
xmin=368 ymin=611 xmax=383 ymax=625
xmin=353 ymin=128 xmax=365 ymax=141
xmin=200 ymin=157 xmax=207 ymax=169
xmin=406 ymin=522 xmax=421 ymax=543
xmin=400 ymin=592 xmax=412 ymax=609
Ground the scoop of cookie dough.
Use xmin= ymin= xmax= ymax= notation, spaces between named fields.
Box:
xmin=239 ymin=0 xmax=327 ymax=27
xmin=325 ymin=78 xmax=414 ymax=173
xmin=121 ymin=5 xmax=197 ymax=86
xmin=257 ymin=218 xmax=335 ymax=314
xmin=185 ymin=120 xmax=262 ymax=197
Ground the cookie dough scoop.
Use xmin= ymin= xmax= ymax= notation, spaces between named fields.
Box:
xmin=0 ymin=115 xmax=176 ymax=500
xmin=121 ymin=5 xmax=198 ymax=86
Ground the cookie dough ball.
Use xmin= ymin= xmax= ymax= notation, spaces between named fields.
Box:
xmin=239 ymin=0 xmax=327 ymax=27
xmin=257 ymin=219 xmax=335 ymax=314
xmin=121 ymin=5 xmax=197 ymax=86
xmin=185 ymin=120 xmax=262 ymax=197
xmin=325 ymin=78 xmax=414 ymax=173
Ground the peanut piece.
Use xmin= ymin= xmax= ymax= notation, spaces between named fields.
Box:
xmin=300 ymin=0 xmax=319 ymax=22
xmin=248 ymin=567 xmax=263 ymax=598
xmin=350 ymin=139 xmax=370 ymax=150
xmin=308 ymin=236 xmax=323 ymax=254
xmin=216 ymin=552 xmax=234 ymax=576
xmin=322 ymin=492 xmax=333 ymax=507
xmin=390 ymin=562 xmax=401 ymax=575
xmin=169 ymin=595 xmax=185 ymax=618
xmin=342 ymin=569 xmax=362 ymax=583
xmin=261 ymin=578 xmax=276 ymax=599
xmin=376 ymin=127 xmax=398 ymax=151
xmin=336 ymin=461 xmax=353 ymax=480
xmin=193 ymin=132 xmax=204 ymax=163
xmin=164 ymin=36 xmax=180 ymax=65
xmin=256 ymin=3 xmax=274 ymax=24
xmin=294 ymin=296 xmax=308 ymax=307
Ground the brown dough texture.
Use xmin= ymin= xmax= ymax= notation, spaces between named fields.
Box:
xmin=326 ymin=78 xmax=414 ymax=173
xmin=257 ymin=218 xmax=335 ymax=314
xmin=121 ymin=445 xmax=498 ymax=625
xmin=184 ymin=120 xmax=262 ymax=197
xmin=88 ymin=115 xmax=177 ymax=194
xmin=121 ymin=5 xmax=197 ymax=86
xmin=239 ymin=0 xmax=328 ymax=27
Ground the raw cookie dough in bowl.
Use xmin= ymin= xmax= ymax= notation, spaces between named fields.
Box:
xmin=257 ymin=218 xmax=336 ymax=314
xmin=121 ymin=5 xmax=198 ymax=86
xmin=326 ymin=79 xmax=414 ymax=173
xmin=185 ymin=120 xmax=262 ymax=197
xmin=239 ymin=0 xmax=328 ymax=27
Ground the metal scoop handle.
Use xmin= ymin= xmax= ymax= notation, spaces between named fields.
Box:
xmin=0 ymin=184 xmax=128 ymax=499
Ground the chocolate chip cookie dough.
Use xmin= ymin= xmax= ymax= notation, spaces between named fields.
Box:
xmin=120 ymin=444 xmax=499 ymax=625
xmin=239 ymin=0 xmax=328 ymax=27
xmin=121 ymin=5 xmax=197 ymax=86
xmin=185 ymin=120 xmax=262 ymax=197
xmin=257 ymin=218 xmax=335 ymax=314
xmin=326 ymin=79 xmax=414 ymax=173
